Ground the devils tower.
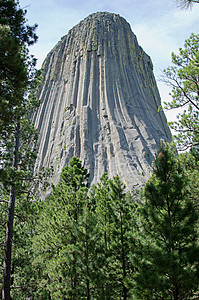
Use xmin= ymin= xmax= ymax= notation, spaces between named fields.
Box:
xmin=34 ymin=12 xmax=171 ymax=190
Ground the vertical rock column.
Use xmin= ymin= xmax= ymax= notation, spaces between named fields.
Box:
xmin=34 ymin=12 xmax=171 ymax=191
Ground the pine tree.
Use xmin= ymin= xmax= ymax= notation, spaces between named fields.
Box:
xmin=71 ymin=205 xmax=101 ymax=299
xmin=162 ymin=33 xmax=199 ymax=152
xmin=7 ymin=197 xmax=39 ymax=299
xmin=108 ymin=176 xmax=135 ymax=300
xmin=0 ymin=0 xmax=37 ymax=138
xmin=133 ymin=144 xmax=199 ymax=299
xmin=32 ymin=157 xmax=91 ymax=298
xmin=178 ymin=149 xmax=199 ymax=210
xmin=90 ymin=173 xmax=115 ymax=298
xmin=0 ymin=1 xmax=39 ymax=298
xmin=91 ymin=174 xmax=136 ymax=299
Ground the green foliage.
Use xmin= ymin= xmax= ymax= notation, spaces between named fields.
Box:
xmin=108 ymin=176 xmax=136 ymax=299
xmin=162 ymin=33 xmax=199 ymax=151
xmin=4 ymin=152 xmax=198 ymax=299
xmin=32 ymin=158 xmax=91 ymax=298
xmin=178 ymin=148 xmax=199 ymax=209
xmin=31 ymin=161 xmax=137 ymax=299
xmin=133 ymin=144 xmax=199 ymax=299
xmin=0 ymin=190 xmax=41 ymax=299
xmin=10 ymin=200 xmax=39 ymax=299
xmin=60 ymin=156 xmax=90 ymax=191
xmin=0 ymin=0 xmax=38 ymax=136
xmin=0 ymin=1 xmax=43 ymax=298
xmin=0 ymin=0 xmax=42 ymax=191
xmin=1 ymin=4 xmax=198 ymax=298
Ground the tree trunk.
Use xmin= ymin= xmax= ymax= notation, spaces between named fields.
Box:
xmin=120 ymin=212 xmax=127 ymax=300
xmin=2 ymin=122 xmax=20 ymax=300
xmin=85 ymin=214 xmax=90 ymax=300
xmin=86 ymin=277 xmax=90 ymax=300
xmin=173 ymin=283 xmax=179 ymax=300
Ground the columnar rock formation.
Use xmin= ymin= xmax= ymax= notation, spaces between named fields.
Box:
xmin=34 ymin=12 xmax=171 ymax=190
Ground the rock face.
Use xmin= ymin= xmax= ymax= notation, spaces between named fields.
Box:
xmin=34 ymin=12 xmax=171 ymax=190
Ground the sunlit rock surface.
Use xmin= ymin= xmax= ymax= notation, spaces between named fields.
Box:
xmin=34 ymin=12 xmax=171 ymax=190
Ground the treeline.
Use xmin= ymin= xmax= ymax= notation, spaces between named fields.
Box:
xmin=1 ymin=146 xmax=199 ymax=299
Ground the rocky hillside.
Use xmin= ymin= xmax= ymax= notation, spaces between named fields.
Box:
xmin=33 ymin=12 xmax=171 ymax=190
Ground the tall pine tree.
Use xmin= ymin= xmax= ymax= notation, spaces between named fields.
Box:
xmin=133 ymin=144 xmax=199 ymax=300
xmin=0 ymin=1 xmax=39 ymax=298
xmin=32 ymin=157 xmax=92 ymax=299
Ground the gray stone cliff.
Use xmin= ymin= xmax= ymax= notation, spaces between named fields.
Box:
xmin=34 ymin=12 xmax=171 ymax=190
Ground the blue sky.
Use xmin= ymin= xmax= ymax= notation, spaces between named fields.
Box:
xmin=19 ymin=0 xmax=199 ymax=122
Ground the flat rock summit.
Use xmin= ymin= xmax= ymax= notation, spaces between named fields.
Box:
xmin=34 ymin=12 xmax=171 ymax=190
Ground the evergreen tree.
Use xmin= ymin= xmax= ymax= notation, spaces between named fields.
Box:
xmin=0 ymin=1 xmax=39 ymax=298
xmin=133 ymin=144 xmax=199 ymax=299
xmin=91 ymin=174 xmax=136 ymax=299
xmin=90 ymin=173 xmax=115 ymax=298
xmin=178 ymin=149 xmax=199 ymax=210
xmin=162 ymin=33 xmax=199 ymax=152
xmin=70 ymin=205 xmax=101 ymax=299
xmin=0 ymin=0 xmax=37 ymax=138
xmin=7 ymin=197 xmax=39 ymax=299
xmin=108 ymin=176 xmax=135 ymax=300
xmin=32 ymin=157 xmax=92 ymax=299
xmin=32 ymin=167 xmax=137 ymax=299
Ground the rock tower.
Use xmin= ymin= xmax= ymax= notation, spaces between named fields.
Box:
xmin=34 ymin=12 xmax=171 ymax=190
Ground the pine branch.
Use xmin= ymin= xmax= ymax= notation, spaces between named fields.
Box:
xmin=0 ymin=199 xmax=9 ymax=203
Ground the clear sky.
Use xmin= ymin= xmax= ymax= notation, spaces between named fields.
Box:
xmin=19 ymin=0 xmax=199 ymax=122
